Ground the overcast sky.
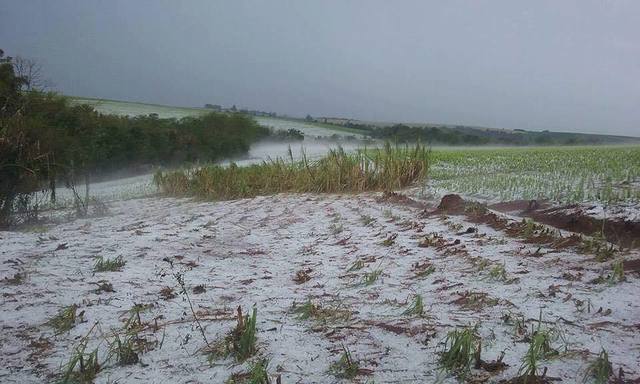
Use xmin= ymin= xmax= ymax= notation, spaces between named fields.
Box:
xmin=2 ymin=1 xmax=639 ymax=135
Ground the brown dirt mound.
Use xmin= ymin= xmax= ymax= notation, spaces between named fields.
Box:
xmin=436 ymin=194 xmax=465 ymax=213
xmin=441 ymin=194 xmax=640 ymax=249
xmin=490 ymin=199 xmax=552 ymax=213
xmin=525 ymin=206 xmax=640 ymax=249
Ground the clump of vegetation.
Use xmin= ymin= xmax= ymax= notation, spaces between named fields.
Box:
xmin=93 ymin=256 xmax=126 ymax=272
xmin=380 ymin=233 xmax=397 ymax=246
xmin=483 ymin=262 xmax=518 ymax=284
xmin=292 ymin=298 xmax=351 ymax=324
xmin=329 ymin=223 xmax=343 ymax=235
xmin=3 ymin=272 xmax=26 ymax=285
xmin=438 ymin=327 xmax=481 ymax=378
xmin=92 ymin=280 xmax=114 ymax=294
xmin=579 ymin=232 xmax=617 ymax=262
xmin=402 ymin=294 xmax=424 ymax=317
xmin=452 ymin=291 xmax=499 ymax=310
xmin=417 ymin=232 xmax=445 ymax=248
xmin=159 ymin=286 xmax=176 ymax=300
xmin=360 ymin=214 xmax=376 ymax=226
xmin=47 ymin=304 xmax=79 ymax=334
xmin=347 ymin=259 xmax=366 ymax=272
xmin=107 ymin=334 xmax=139 ymax=366
xmin=502 ymin=312 xmax=527 ymax=339
xmin=608 ymin=259 xmax=625 ymax=285
xmin=583 ymin=349 xmax=612 ymax=384
xmin=269 ymin=127 xmax=304 ymax=141
xmin=361 ymin=269 xmax=383 ymax=286
xmin=226 ymin=359 xmax=274 ymax=384
xmin=292 ymin=299 xmax=320 ymax=320
xmin=330 ymin=345 xmax=360 ymax=379
xmin=211 ymin=306 xmax=258 ymax=362
xmin=293 ymin=268 xmax=312 ymax=284
xmin=58 ymin=324 xmax=100 ymax=384
xmin=123 ymin=303 xmax=153 ymax=331
xmin=517 ymin=318 xmax=560 ymax=381
xmin=154 ymin=143 xmax=430 ymax=200
xmin=485 ymin=263 xmax=508 ymax=281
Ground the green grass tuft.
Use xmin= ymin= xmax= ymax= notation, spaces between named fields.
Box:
xmin=583 ymin=349 xmax=612 ymax=384
xmin=330 ymin=345 xmax=360 ymax=379
xmin=57 ymin=324 xmax=100 ymax=384
xmin=347 ymin=259 xmax=366 ymax=272
xmin=107 ymin=334 xmax=139 ymax=366
xmin=518 ymin=316 xmax=559 ymax=379
xmin=609 ymin=259 xmax=625 ymax=285
xmin=402 ymin=294 xmax=424 ymax=317
xmin=47 ymin=304 xmax=79 ymax=334
xmin=438 ymin=327 xmax=480 ymax=378
xmin=93 ymin=256 xmax=126 ymax=272
xmin=210 ymin=306 xmax=259 ymax=363
xmin=361 ymin=269 xmax=383 ymax=286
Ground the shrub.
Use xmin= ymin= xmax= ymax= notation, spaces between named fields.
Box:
xmin=154 ymin=142 xmax=430 ymax=200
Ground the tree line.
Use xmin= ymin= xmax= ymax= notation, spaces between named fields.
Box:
xmin=0 ymin=50 xmax=269 ymax=227
xmin=324 ymin=122 xmax=629 ymax=146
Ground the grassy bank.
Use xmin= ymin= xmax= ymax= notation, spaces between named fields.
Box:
xmin=154 ymin=143 xmax=430 ymax=200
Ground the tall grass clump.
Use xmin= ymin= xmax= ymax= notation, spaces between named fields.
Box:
xmin=439 ymin=327 xmax=481 ymax=378
xmin=517 ymin=314 xmax=560 ymax=382
xmin=154 ymin=143 xmax=430 ymax=200
xmin=583 ymin=349 xmax=612 ymax=384
xmin=210 ymin=306 xmax=259 ymax=363
xmin=48 ymin=304 xmax=79 ymax=334
xmin=330 ymin=345 xmax=360 ymax=379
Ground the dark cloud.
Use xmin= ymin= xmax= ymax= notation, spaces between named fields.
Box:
xmin=2 ymin=0 xmax=639 ymax=135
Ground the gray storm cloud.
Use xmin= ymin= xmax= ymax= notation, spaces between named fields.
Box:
xmin=1 ymin=0 xmax=639 ymax=135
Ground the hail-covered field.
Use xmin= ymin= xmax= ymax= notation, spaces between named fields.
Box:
xmin=68 ymin=97 xmax=209 ymax=119
xmin=1 ymin=99 xmax=639 ymax=383
xmin=2 ymin=192 xmax=639 ymax=383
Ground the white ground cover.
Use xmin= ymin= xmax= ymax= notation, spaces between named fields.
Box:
xmin=69 ymin=98 xmax=209 ymax=119
xmin=1 ymin=193 xmax=638 ymax=383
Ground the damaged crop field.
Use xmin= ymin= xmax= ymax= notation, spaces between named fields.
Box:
xmin=2 ymin=145 xmax=640 ymax=384
xmin=4 ymin=5 xmax=640 ymax=382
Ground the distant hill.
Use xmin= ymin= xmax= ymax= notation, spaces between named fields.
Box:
xmin=311 ymin=117 xmax=640 ymax=146
xmin=68 ymin=96 xmax=209 ymax=119
xmin=68 ymin=96 xmax=639 ymax=146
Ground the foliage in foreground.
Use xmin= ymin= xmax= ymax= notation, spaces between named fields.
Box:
xmin=226 ymin=359 xmax=273 ymax=384
xmin=154 ymin=143 xmax=430 ymax=200
xmin=583 ymin=349 xmax=612 ymax=384
xmin=517 ymin=317 xmax=560 ymax=381
xmin=438 ymin=327 xmax=480 ymax=378
xmin=47 ymin=304 xmax=79 ymax=334
xmin=330 ymin=345 xmax=360 ymax=379
xmin=210 ymin=306 xmax=259 ymax=362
